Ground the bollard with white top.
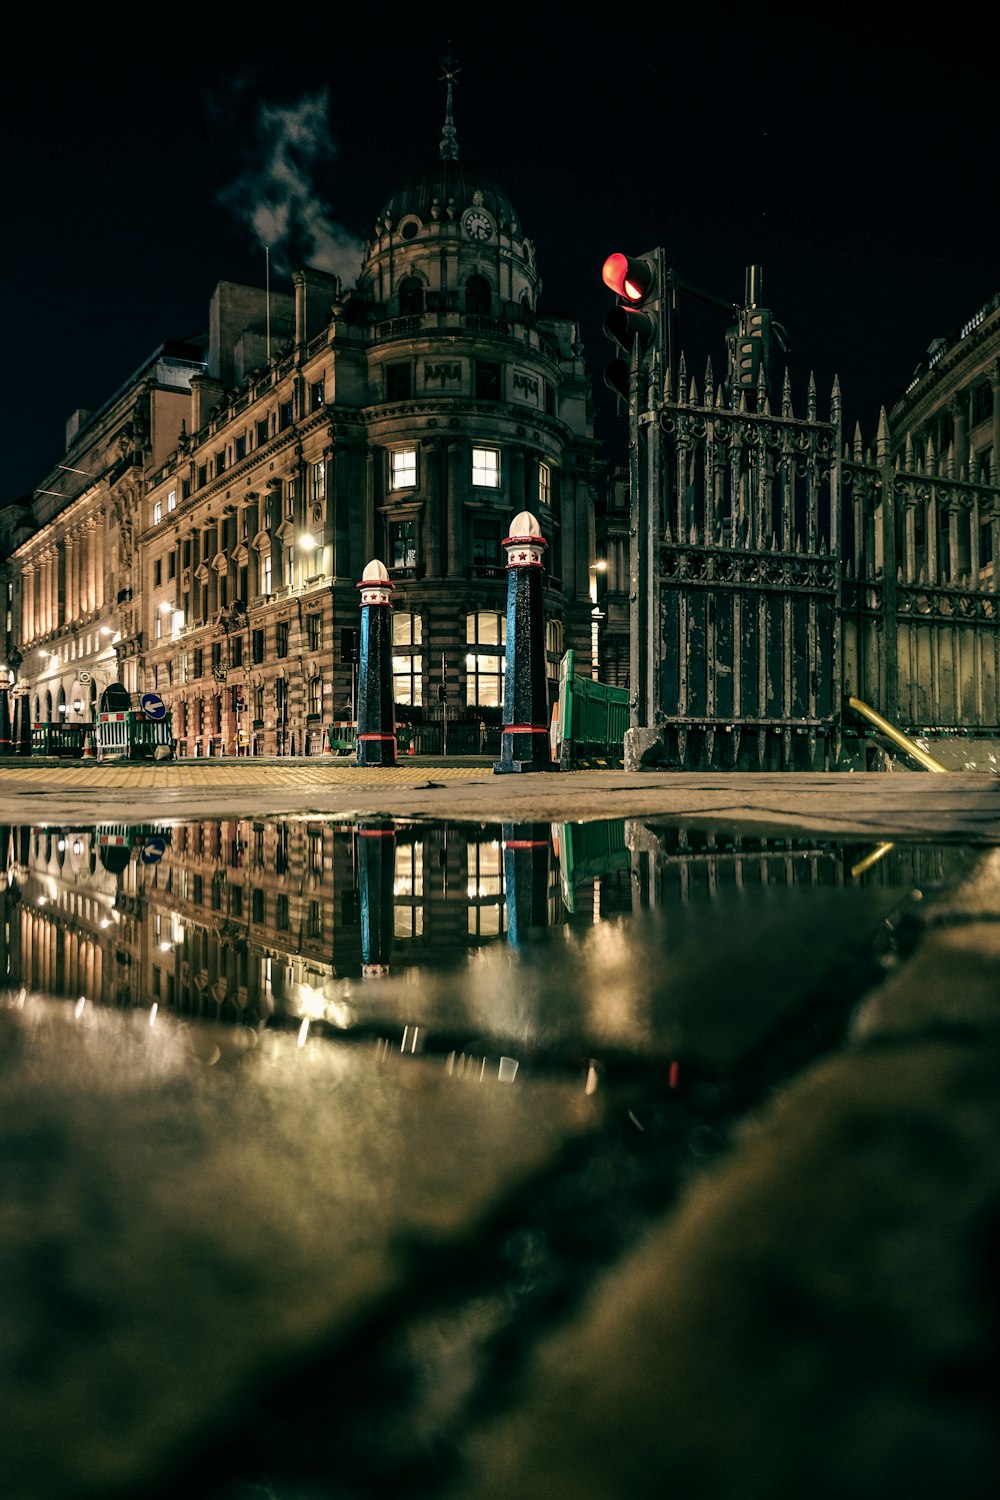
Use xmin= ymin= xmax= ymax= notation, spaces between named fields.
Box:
xmin=356 ymin=559 xmax=398 ymax=767
xmin=494 ymin=511 xmax=559 ymax=775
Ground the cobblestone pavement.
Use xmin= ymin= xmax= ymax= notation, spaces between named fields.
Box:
xmin=2 ymin=760 xmax=1000 ymax=841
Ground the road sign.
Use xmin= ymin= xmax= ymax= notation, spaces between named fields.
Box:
xmin=140 ymin=836 xmax=167 ymax=864
xmin=141 ymin=692 xmax=166 ymax=720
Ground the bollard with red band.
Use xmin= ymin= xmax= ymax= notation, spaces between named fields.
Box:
xmin=494 ymin=511 xmax=559 ymax=775
xmin=356 ymin=559 xmax=398 ymax=768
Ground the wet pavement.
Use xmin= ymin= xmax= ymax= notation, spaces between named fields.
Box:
xmin=1 ymin=763 xmax=999 ymax=1498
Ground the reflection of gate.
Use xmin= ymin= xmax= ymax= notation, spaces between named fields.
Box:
xmin=633 ymin=366 xmax=840 ymax=770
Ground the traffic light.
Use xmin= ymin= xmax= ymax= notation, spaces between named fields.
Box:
xmin=601 ymin=250 xmax=661 ymax=402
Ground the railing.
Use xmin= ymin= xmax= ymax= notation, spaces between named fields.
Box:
xmin=30 ymin=722 xmax=96 ymax=758
xmin=556 ymin=649 xmax=629 ymax=767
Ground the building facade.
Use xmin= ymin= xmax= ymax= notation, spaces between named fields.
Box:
xmin=5 ymin=102 xmax=599 ymax=758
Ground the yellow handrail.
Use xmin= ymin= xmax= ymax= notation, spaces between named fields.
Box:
xmin=845 ymin=697 xmax=949 ymax=774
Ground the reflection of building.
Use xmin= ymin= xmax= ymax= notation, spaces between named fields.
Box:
xmin=888 ymin=289 xmax=1000 ymax=584
xmin=1 ymin=818 xmax=566 ymax=1027
xmin=5 ymin=77 xmax=599 ymax=757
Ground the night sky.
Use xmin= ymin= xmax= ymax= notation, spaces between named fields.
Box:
xmin=4 ymin=11 xmax=996 ymax=505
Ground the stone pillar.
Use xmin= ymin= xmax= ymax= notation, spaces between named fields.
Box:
xmin=0 ymin=685 xmax=11 ymax=756
xmin=355 ymin=559 xmax=397 ymax=767
xmin=494 ymin=511 xmax=558 ymax=775
xmin=357 ymin=820 xmax=396 ymax=978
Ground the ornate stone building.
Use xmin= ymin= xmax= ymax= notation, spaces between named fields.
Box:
xmin=5 ymin=85 xmax=599 ymax=758
xmin=887 ymin=289 xmax=1000 ymax=584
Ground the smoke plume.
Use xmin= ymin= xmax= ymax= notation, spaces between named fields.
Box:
xmin=219 ymin=87 xmax=364 ymax=283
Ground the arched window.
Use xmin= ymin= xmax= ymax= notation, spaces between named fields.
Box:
xmin=44 ymin=689 xmax=52 ymax=722
xmin=465 ymin=275 xmax=491 ymax=316
xmin=399 ymin=277 xmax=424 ymax=315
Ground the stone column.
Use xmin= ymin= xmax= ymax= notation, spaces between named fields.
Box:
xmin=355 ymin=559 xmax=397 ymax=767
xmin=494 ymin=511 xmax=558 ymax=775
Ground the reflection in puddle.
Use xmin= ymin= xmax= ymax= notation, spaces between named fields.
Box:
xmin=0 ymin=816 xmax=972 ymax=1073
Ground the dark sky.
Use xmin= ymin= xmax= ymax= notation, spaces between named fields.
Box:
xmin=3 ymin=11 xmax=996 ymax=504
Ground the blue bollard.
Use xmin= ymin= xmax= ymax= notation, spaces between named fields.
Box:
xmin=503 ymin=823 xmax=552 ymax=946
xmin=494 ymin=512 xmax=559 ymax=775
xmin=357 ymin=820 xmax=396 ymax=979
xmin=356 ymin=560 xmax=398 ymax=768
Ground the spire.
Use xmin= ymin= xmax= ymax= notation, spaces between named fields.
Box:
xmin=439 ymin=53 xmax=460 ymax=160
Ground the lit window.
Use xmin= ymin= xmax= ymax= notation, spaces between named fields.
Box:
xmin=311 ymin=460 xmax=325 ymax=501
xmin=390 ymin=448 xmax=417 ymax=489
xmin=153 ymin=500 xmax=162 ymax=525
xmin=167 ymin=489 xmax=177 ymax=512
xmin=539 ymin=462 xmax=551 ymax=506
xmin=392 ymin=611 xmax=423 ymax=706
xmin=472 ymin=446 xmax=500 ymax=487
xmin=154 ymin=615 xmax=162 ymax=639
xmin=465 ymin=611 xmax=506 ymax=707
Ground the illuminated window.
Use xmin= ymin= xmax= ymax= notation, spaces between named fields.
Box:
xmin=153 ymin=500 xmax=162 ymax=525
xmin=167 ymin=489 xmax=177 ymax=512
xmin=308 ymin=676 xmax=322 ymax=716
xmin=472 ymin=446 xmax=500 ymax=487
xmin=467 ymin=838 xmax=505 ymax=939
xmin=390 ymin=448 xmax=417 ymax=489
xmin=393 ymin=841 xmax=424 ymax=938
xmin=465 ymin=611 xmax=506 ymax=707
xmin=311 ymin=461 xmax=325 ymax=501
xmin=538 ymin=461 xmax=551 ymax=506
xmin=392 ymin=611 xmax=423 ymax=706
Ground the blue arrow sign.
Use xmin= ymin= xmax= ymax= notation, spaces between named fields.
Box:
xmin=140 ymin=836 xmax=167 ymax=864
xmin=141 ymin=692 xmax=166 ymax=720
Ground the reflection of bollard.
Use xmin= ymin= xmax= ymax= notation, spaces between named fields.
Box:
xmin=0 ymin=689 xmax=11 ymax=757
xmin=357 ymin=820 xmax=396 ymax=978
xmin=356 ymin=560 xmax=397 ymax=768
xmin=503 ymin=822 xmax=551 ymax=947
xmin=494 ymin=512 xmax=558 ymax=775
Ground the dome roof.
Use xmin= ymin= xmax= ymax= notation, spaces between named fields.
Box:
xmin=377 ymin=159 xmax=521 ymax=237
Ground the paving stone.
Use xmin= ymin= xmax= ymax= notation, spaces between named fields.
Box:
xmin=0 ymin=997 xmax=597 ymax=1500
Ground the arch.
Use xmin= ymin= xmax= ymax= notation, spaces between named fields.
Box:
xmin=465 ymin=275 xmax=492 ymax=316
xmin=56 ymin=685 xmax=66 ymax=721
xmin=44 ymin=689 xmax=53 ymax=722
xmin=399 ymin=276 xmax=424 ymax=315
xmin=34 ymin=694 xmax=42 ymax=724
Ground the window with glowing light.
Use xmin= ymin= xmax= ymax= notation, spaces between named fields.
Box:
xmin=465 ymin=611 xmax=506 ymax=706
xmin=467 ymin=838 xmax=505 ymax=938
xmin=472 ymin=446 xmax=500 ymax=488
xmin=392 ymin=612 xmax=423 ymax=706
xmin=393 ymin=840 xmax=424 ymax=939
xmin=538 ymin=461 xmax=551 ymax=507
xmin=390 ymin=447 xmax=417 ymax=490
xmin=153 ymin=500 xmax=162 ymax=525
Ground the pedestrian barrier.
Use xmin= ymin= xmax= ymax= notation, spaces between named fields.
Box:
xmin=30 ymin=723 xmax=96 ymax=758
xmin=555 ymin=818 xmax=631 ymax=913
xmin=328 ymin=721 xmax=358 ymax=755
xmin=556 ymin=649 xmax=630 ymax=768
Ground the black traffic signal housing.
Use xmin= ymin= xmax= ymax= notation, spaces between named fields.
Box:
xmin=601 ymin=250 xmax=662 ymax=403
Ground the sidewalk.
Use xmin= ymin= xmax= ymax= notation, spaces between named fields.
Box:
xmin=1 ymin=760 xmax=999 ymax=841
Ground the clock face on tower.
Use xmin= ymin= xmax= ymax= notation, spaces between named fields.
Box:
xmin=463 ymin=208 xmax=494 ymax=241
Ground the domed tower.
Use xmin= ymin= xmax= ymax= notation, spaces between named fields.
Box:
xmin=348 ymin=60 xmax=600 ymax=749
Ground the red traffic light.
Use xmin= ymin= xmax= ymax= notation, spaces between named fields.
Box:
xmin=602 ymin=252 xmax=654 ymax=303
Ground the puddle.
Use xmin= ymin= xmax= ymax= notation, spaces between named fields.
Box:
xmin=0 ymin=816 xmax=973 ymax=1082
